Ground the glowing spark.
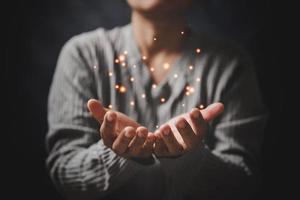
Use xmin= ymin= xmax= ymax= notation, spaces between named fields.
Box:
xmin=115 ymin=84 xmax=120 ymax=89
xmin=153 ymin=37 xmax=157 ymax=41
xmin=119 ymin=55 xmax=125 ymax=62
xmin=196 ymin=48 xmax=201 ymax=54
xmin=181 ymin=31 xmax=184 ymax=35
xmin=196 ymin=77 xmax=201 ymax=82
xmin=115 ymin=59 xmax=119 ymax=63
xmin=124 ymin=51 xmax=128 ymax=55
xmin=130 ymin=77 xmax=134 ymax=82
xmin=119 ymin=85 xmax=127 ymax=93
xmin=160 ymin=97 xmax=166 ymax=103
xmin=152 ymin=84 xmax=157 ymax=89
xmin=174 ymin=74 xmax=178 ymax=79
xmin=121 ymin=62 xmax=126 ymax=67
xmin=141 ymin=94 xmax=146 ymax=98
xmin=156 ymin=125 xmax=159 ymax=129
xmin=108 ymin=72 xmax=113 ymax=77
xmin=189 ymin=87 xmax=195 ymax=93
xmin=199 ymin=104 xmax=205 ymax=109
xmin=189 ymin=65 xmax=194 ymax=70
xmin=133 ymin=64 xmax=137 ymax=68
xmin=93 ymin=65 xmax=97 ymax=69
xmin=185 ymin=85 xmax=195 ymax=96
xmin=130 ymin=101 xmax=135 ymax=106
xmin=108 ymin=104 xmax=113 ymax=109
xmin=182 ymin=103 xmax=185 ymax=107
xmin=150 ymin=67 xmax=155 ymax=72
xmin=142 ymin=56 xmax=147 ymax=60
xmin=163 ymin=63 xmax=170 ymax=70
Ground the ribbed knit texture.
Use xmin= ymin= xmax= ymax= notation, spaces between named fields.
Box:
xmin=46 ymin=24 xmax=267 ymax=200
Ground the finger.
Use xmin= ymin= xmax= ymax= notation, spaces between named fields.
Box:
xmin=128 ymin=127 xmax=148 ymax=156
xmin=143 ymin=132 xmax=155 ymax=154
xmin=112 ymin=126 xmax=135 ymax=155
xmin=200 ymin=103 xmax=224 ymax=122
xmin=160 ymin=124 xmax=183 ymax=155
xmin=87 ymin=99 xmax=108 ymax=123
xmin=175 ymin=117 xmax=198 ymax=150
xmin=188 ymin=108 xmax=206 ymax=136
xmin=100 ymin=111 xmax=117 ymax=147
xmin=154 ymin=130 xmax=169 ymax=157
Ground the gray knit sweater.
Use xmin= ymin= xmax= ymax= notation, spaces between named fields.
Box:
xmin=46 ymin=24 xmax=267 ymax=200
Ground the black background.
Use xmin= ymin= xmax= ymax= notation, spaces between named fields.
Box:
xmin=2 ymin=0 xmax=292 ymax=199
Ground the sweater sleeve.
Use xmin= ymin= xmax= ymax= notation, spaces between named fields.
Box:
xmin=159 ymin=51 xmax=268 ymax=200
xmin=46 ymin=36 xmax=144 ymax=200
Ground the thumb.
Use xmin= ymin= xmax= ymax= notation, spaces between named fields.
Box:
xmin=201 ymin=103 xmax=224 ymax=122
xmin=87 ymin=99 xmax=108 ymax=123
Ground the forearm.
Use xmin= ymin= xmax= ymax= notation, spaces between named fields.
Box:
xmin=47 ymin=140 xmax=142 ymax=200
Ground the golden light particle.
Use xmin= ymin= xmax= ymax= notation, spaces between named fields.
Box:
xmin=174 ymin=74 xmax=178 ymax=78
xmin=182 ymin=103 xmax=185 ymax=107
xmin=142 ymin=56 xmax=147 ymax=60
xmin=153 ymin=37 xmax=157 ymax=41
xmin=150 ymin=67 xmax=155 ymax=72
xmin=130 ymin=77 xmax=134 ymax=82
xmin=196 ymin=77 xmax=201 ymax=82
xmin=189 ymin=65 xmax=194 ymax=70
xmin=108 ymin=72 xmax=113 ymax=77
xmin=141 ymin=94 xmax=146 ymax=98
xmin=115 ymin=59 xmax=119 ymax=63
xmin=156 ymin=125 xmax=159 ymax=129
xmin=185 ymin=85 xmax=195 ymax=95
xmin=160 ymin=97 xmax=166 ymax=103
xmin=121 ymin=62 xmax=126 ymax=67
xmin=152 ymin=84 xmax=157 ymax=89
xmin=119 ymin=85 xmax=127 ymax=93
xmin=189 ymin=87 xmax=195 ymax=93
xmin=199 ymin=104 xmax=205 ymax=109
xmin=93 ymin=65 xmax=97 ymax=69
xmin=119 ymin=55 xmax=125 ymax=62
xmin=124 ymin=51 xmax=128 ymax=55
xmin=108 ymin=104 xmax=113 ymax=109
xmin=115 ymin=84 xmax=120 ymax=89
xmin=196 ymin=48 xmax=201 ymax=54
xmin=130 ymin=101 xmax=135 ymax=106
xmin=181 ymin=31 xmax=184 ymax=35
xmin=132 ymin=64 xmax=137 ymax=68
xmin=163 ymin=63 xmax=170 ymax=70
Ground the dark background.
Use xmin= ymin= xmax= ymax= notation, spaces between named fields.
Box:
xmin=3 ymin=0 xmax=292 ymax=199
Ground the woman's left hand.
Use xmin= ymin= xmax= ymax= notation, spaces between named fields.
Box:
xmin=154 ymin=103 xmax=224 ymax=157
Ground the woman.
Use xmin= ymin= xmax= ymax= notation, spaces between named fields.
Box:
xmin=46 ymin=0 xmax=267 ymax=199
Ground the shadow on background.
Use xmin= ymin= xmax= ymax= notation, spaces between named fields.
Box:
xmin=3 ymin=0 xmax=288 ymax=199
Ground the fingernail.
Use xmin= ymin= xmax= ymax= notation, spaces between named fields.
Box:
xmin=162 ymin=128 xmax=170 ymax=136
xmin=192 ymin=111 xmax=200 ymax=119
xmin=154 ymin=131 xmax=162 ymax=139
xmin=147 ymin=134 xmax=155 ymax=142
xmin=125 ymin=131 xmax=133 ymax=138
xmin=107 ymin=114 xmax=114 ymax=122
xmin=177 ymin=120 xmax=186 ymax=129
xmin=138 ymin=130 xmax=147 ymax=138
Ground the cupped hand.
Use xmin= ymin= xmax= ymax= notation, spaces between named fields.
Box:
xmin=87 ymin=99 xmax=155 ymax=158
xmin=154 ymin=103 xmax=224 ymax=157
